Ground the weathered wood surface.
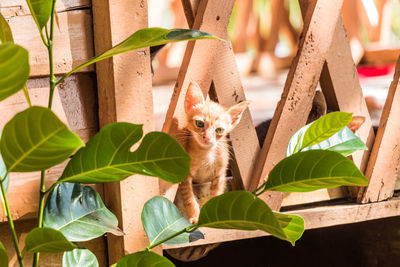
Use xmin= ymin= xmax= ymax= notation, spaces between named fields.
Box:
xmin=281 ymin=187 xmax=348 ymax=207
xmin=0 ymin=73 xmax=99 ymax=222
xmin=359 ymin=57 xmax=400 ymax=203
xmin=319 ymin=15 xmax=375 ymax=175
xmin=160 ymin=0 xmax=237 ymax=200
xmin=0 ymin=219 xmax=107 ymax=266
xmin=0 ymin=0 xmax=90 ymax=16
xmin=163 ymin=197 xmax=400 ymax=248
xmin=93 ymin=0 xmax=161 ymax=262
xmin=1 ymin=9 xmax=94 ymax=76
xmin=249 ymin=0 xmax=343 ymax=211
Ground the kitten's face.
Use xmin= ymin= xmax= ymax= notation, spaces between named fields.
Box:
xmin=184 ymin=81 xmax=250 ymax=148
xmin=186 ymin=102 xmax=232 ymax=148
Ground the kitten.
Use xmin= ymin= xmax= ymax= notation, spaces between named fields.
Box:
xmin=178 ymin=81 xmax=250 ymax=224
xmin=167 ymin=81 xmax=249 ymax=262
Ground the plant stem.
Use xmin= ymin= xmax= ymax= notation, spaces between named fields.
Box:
xmin=0 ymin=176 xmax=25 ymax=267
xmin=44 ymin=181 xmax=58 ymax=196
xmin=22 ymin=86 xmax=31 ymax=107
xmin=47 ymin=0 xmax=57 ymax=109
xmin=252 ymin=183 xmax=266 ymax=196
xmin=145 ymin=224 xmax=199 ymax=251
xmin=32 ymin=171 xmax=46 ymax=267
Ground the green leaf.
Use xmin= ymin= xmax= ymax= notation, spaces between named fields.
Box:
xmin=44 ymin=182 xmax=122 ymax=242
xmin=0 ymin=107 xmax=84 ymax=172
xmin=142 ymin=196 xmax=203 ymax=246
xmin=25 ymin=227 xmax=77 ymax=254
xmin=62 ymin=28 xmax=221 ymax=79
xmin=264 ymin=150 xmax=369 ymax=192
xmin=63 ymin=249 xmax=99 ymax=267
xmin=116 ymin=251 xmax=174 ymax=267
xmin=26 ymin=0 xmax=53 ymax=30
xmin=57 ymin=123 xmax=190 ymax=184
xmin=0 ymin=13 xmax=14 ymax=43
xmin=287 ymin=112 xmax=352 ymax=155
xmin=198 ymin=191 xmax=296 ymax=244
xmin=273 ymin=212 xmax=304 ymax=246
xmin=0 ymin=241 xmax=8 ymax=267
xmin=0 ymin=153 xmax=9 ymax=203
xmin=301 ymin=126 xmax=367 ymax=156
xmin=0 ymin=43 xmax=30 ymax=101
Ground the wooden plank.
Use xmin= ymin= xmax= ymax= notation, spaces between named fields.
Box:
xmin=249 ymin=0 xmax=343 ymax=211
xmin=359 ymin=57 xmax=400 ymax=203
xmin=3 ymin=10 xmax=94 ymax=76
xmin=0 ymin=74 xmax=99 ymax=222
xmin=92 ymin=0 xmax=160 ymax=262
xmin=212 ymin=42 xmax=260 ymax=191
xmin=314 ymin=16 xmax=375 ymax=197
xmin=281 ymin=187 xmax=348 ymax=207
xmin=0 ymin=0 xmax=90 ymax=17
xmin=160 ymin=0 xmax=236 ymax=200
xmin=163 ymin=197 xmax=400 ymax=248
xmin=363 ymin=47 xmax=400 ymax=65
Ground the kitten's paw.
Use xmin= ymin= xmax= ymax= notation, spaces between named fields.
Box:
xmin=187 ymin=203 xmax=200 ymax=224
xmin=189 ymin=216 xmax=199 ymax=224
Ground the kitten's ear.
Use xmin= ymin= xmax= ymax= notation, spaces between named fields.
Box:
xmin=228 ymin=101 xmax=250 ymax=127
xmin=185 ymin=81 xmax=205 ymax=113
xmin=348 ymin=116 xmax=365 ymax=133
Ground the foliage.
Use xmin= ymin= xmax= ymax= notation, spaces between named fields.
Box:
xmin=63 ymin=249 xmax=99 ymax=267
xmin=0 ymin=1 xmax=370 ymax=267
xmin=44 ymin=183 xmax=122 ymax=242
xmin=24 ymin=227 xmax=77 ymax=254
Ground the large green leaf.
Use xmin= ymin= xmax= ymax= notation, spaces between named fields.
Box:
xmin=273 ymin=212 xmax=304 ymax=246
xmin=25 ymin=227 xmax=77 ymax=254
xmin=63 ymin=249 xmax=99 ymax=267
xmin=115 ymin=251 xmax=174 ymax=267
xmin=198 ymin=191 xmax=298 ymax=244
xmin=0 ymin=131 xmax=9 ymax=195
xmin=142 ymin=196 xmax=203 ymax=246
xmin=61 ymin=28 xmax=221 ymax=81
xmin=287 ymin=112 xmax=352 ymax=155
xmin=300 ymin=126 xmax=367 ymax=156
xmin=0 ymin=13 xmax=14 ymax=43
xmin=57 ymin=123 xmax=190 ymax=184
xmin=26 ymin=0 xmax=53 ymax=30
xmin=0 ymin=106 xmax=84 ymax=172
xmin=0 ymin=43 xmax=30 ymax=101
xmin=264 ymin=150 xmax=369 ymax=192
xmin=44 ymin=183 xmax=122 ymax=242
xmin=0 ymin=241 xmax=8 ymax=267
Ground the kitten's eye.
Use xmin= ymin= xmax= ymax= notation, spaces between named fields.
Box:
xmin=195 ymin=120 xmax=204 ymax=128
xmin=215 ymin=127 xmax=225 ymax=135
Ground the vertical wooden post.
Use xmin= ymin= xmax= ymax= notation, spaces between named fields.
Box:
xmin=249 ymin=0 xmax=343 ymax=210
xmin=359 ymin=57 xmax=400 ymax=203
xmin=92 ymin=0 xmax=160 ymax=263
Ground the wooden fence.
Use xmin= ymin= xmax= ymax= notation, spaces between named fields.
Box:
xmin=1 ymin=0 xmax=400 ymax=265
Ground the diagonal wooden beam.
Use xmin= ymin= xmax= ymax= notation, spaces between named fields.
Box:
xmin=300 ymin=2 xmax=376 ymax=197
xmin=249 ymin=0 xmax=344 ymax=211
xmin=159 ymin=0 xmax=237 ymax=200
xmin=358 ymin=57 xmax=400 ymax=203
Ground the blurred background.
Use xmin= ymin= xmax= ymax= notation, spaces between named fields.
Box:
xmin=148 ymin=0 xmax=400 ymax=130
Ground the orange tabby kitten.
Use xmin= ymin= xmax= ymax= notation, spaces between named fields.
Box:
xmin=179 ymin=81 xmax=250 ymax=224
